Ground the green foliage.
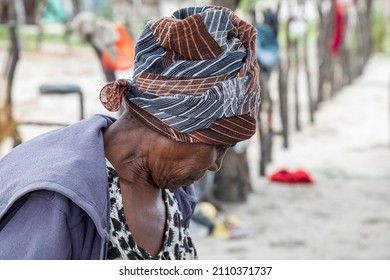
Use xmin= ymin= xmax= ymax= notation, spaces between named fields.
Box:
xmin=0 ymin=25 xmax=7 ymax=41
xmin=0 ymin=24 xmax=86 ymax=52
xmin=372 ymin=2 xmax=388 ymax=53
xmin=239 ymin=0 xmax=259 ymax=14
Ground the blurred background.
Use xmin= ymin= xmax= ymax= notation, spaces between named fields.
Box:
xmin=1 ymin=0 xmax=390 ymax=259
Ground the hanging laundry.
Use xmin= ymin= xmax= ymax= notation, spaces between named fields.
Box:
xmin=101 ymin=24 xmax=135 ymax=72
xmin=72 ymin=13 xmax=135 ymax=72
xmin=330 ymin=0 xmax=352 ymax=56
xmin=255 ymin=9 xmax=280 ymax=71
xmin=43 ymin=0 xmax=67 ymax=23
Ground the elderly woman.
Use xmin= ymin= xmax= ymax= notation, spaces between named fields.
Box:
xmin=0 ymin=6 xmax=259 ymax=260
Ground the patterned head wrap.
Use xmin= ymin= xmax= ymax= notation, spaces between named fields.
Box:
xmin=100 ymin=6 xmax=260 ymax=146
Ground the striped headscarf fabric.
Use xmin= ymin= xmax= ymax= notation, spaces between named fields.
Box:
xmin=100 ymin=6 xmax=260 ymax=146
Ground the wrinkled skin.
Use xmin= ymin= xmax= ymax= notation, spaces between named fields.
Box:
xmin=103 ymin=111 xmax=228 ymax=191
xmin=102 ymin=109 xmax=228 ymax=256
xmin=147 ymin=135 xmax=227 ymax=190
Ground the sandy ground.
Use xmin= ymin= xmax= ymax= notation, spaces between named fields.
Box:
xmin=1 ymin=42 xmax=390 ymax=260
xmin=194 ymin=55 xmax=390 ymax=260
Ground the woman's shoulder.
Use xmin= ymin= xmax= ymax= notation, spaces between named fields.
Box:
xmin=2 ymin=190 xmax=87 ymax=229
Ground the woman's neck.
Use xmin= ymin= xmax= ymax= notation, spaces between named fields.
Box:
xmin=103 ymin=115 xmax=159 ymax=192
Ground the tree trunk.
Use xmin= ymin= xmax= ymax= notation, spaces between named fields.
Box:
xmin=316 ymin=1 xmax=334 ymax=108
xmin=303 ymin=31 xmax=315 ymax=124
xmin=213 ymin=148 xmax=252 ymax=202
xmin=292 ymin=39 xmax=300 ymax=131
xmin=278 ymin=55 xmax=289 ymax=149
xmin=4 ymin=16 xmax=22 ymax=147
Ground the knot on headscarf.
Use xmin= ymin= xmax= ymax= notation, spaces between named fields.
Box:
xmin=100 ymin=79 xmax=132 ymax=112
xmin=100 ymin=6 xmax=260 ymax=146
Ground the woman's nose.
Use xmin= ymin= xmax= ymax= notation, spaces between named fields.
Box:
xmin=207 ymin=150 xmax=227 ymax=172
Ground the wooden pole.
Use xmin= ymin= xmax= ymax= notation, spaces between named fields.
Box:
xmin=4 ymin=18 xmax=22 ymax=147
xmin=303 ymin=29 xmax=315 ymax=124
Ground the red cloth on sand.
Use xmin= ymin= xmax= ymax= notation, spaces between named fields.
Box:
xmin=269 ymin=169 xmax=314 ymax=184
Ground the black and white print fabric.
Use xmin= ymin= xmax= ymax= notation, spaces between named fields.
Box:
xmin=105 ymin=160 xmax=198 ymax=260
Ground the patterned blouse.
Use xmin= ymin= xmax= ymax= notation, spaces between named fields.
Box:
xmin=105 ymin=160 xmax=198 ymax=260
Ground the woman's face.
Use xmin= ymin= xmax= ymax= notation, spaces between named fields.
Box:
xmin=147 ymin=137 xmax=229 ymax=190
